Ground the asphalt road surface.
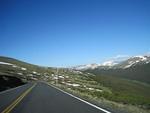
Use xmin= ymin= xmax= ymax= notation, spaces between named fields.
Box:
xmin=0 ymin=82 xmax=112 ymax=113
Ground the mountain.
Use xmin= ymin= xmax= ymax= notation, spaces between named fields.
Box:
xmin=72 ymin=63 xmax=100 ymax=70
xmin=83 ymin=55 xmax=150 ymax=84
xmin=114 ymin=55 xmax=150 ymax=69
xmin=72 ymin=60 xmax=121 ymax=70
xmin=73 ymin=55 xmax=150 ymax=71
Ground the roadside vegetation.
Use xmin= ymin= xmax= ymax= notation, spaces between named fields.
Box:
xmin=48 ymin=70 xmax=150 ymax=113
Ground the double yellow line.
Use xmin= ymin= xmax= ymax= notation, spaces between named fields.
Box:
xmin=1 ymin=83 xmax=36 ymax=113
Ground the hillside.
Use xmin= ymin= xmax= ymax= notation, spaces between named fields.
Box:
xmin=0 ymin=56 xmax=55 ymax=91
xmin=0 ymin=56 xmax=150 ymax=113
xmin=76 ymin=55 xmax=150 ymax=84
xmin=85 ymin=61 xmax=150 ymax=84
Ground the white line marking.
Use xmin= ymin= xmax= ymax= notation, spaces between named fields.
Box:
xmin=47 ymin=83 xmax=111 ymax=113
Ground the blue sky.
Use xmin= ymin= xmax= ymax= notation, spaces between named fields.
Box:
xmin=0 ymin=0 xmax=150 ymax=67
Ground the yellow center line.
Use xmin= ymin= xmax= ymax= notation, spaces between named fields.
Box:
xmin=1 ymin=83 xmax=36 ymax=113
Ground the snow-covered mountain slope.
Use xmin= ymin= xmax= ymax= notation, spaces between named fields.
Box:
xmin=101 ymin=60 xmax=119 ymax=66
xmin=72 ymin=55 xmax=150 ymax=70
xmin=72 ymin=63 xmax=100 ymax=70
xmin=116 ymin=55 xmax=150 ymax=69
xmin=72 ymin=60 xmax=121 ymax=70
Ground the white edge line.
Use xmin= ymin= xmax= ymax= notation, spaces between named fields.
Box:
xmin=0 ymin=83 xmax=29 ymax=95
xmin=47 ymin=83 xmax=111 ymax=113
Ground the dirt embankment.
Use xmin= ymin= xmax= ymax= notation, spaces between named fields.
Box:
xmin=0 ymin=75 xmax=25 ymax=92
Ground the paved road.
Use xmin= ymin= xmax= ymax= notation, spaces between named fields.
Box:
xmin=0 ymin=82 xmax=112 ymax=113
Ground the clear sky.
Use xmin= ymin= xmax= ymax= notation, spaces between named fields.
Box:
xmin=0 ymin=0 xmax=150 ymax=67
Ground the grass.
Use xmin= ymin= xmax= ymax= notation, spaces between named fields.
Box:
xmin=91 ymin=75 xmax=150 ymax=107
xmin=49 ymin=70 xmax=150 ymax=113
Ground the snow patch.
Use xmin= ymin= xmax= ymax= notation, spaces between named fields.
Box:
xmin=86 ymin=87 xmax=103 ymax=92
xmin=135 ymin=56 xmax=147 ymax=61
xmin=58 ymin=75 xmax=64 ymax=79
xmin=17 ymin=73 xmax=23 ymax=75
xmin=28 ymin=74 xmax=34 ymax=77
xmin=88 ymin=88 xmax=94 ymax=90
xmin=102 ymin=60 xmax=118 ymax=66
xmin=95 ymin=89 xmax=103 ymax=92
xmin=12 ymin=65 xmax=18 ymax=68
xmin=0 ymin=62 xmax=13 ymax=65
xmin=21 ymin=67 xmax=27 ymax=71
xmin=53 ymin=76 xmax=58 ymax=80
xmin=33 ymin=71 xmax=37 ymax=74
xmin=65 ymin=76 xmax=69 ymax=78
xmin=124 ymin=61 xmax=135 ymax=69
xmin=65 ymin=83 xmax=80 ymax=87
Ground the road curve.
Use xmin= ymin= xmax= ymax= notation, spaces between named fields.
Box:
xmin=0 ymin=82 xmax=112 ymax=113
